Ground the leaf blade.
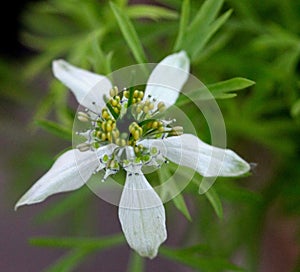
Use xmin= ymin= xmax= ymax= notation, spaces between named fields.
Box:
xmin=207 ymin=77 xmax=255 ymax=98
xmin=160 ymin=246 xmax=244 ymax=271
xmin=30 ymin=234 xmax=125 ymax=249
xmin=172 ymin=193 xmax=192 ymax=221
xmin=110 ymin=2 xmax=147 ymax=64
xmin=45 ymin=248 xmax=92 ymax=272
xmin=176 ymin=77 xmax=255 ymax=106
xmin=173 ymin=0 xmax=190 ymax=51
xmin=205 ymin=187 xmax=223 ymax=219
xmin=127 ymin=5 xmax=178 ymax=20
xmin=35 ymin=119 xmax=72 ymax=140
xmin=127 ymin=251 xmax=144 ymax=272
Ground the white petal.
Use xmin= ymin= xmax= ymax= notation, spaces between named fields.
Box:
xmin=140 ymin=134 xmax=250 ymax=177
xmin=144 ymin=51 xmax=190 ymax=107
xmin=118 ymin=171 xmax=167 ymax=259
xmin=52 ymin=60 xmax=112 ymax=111
xmin=15 ymin=148 xmax=100 ymax=210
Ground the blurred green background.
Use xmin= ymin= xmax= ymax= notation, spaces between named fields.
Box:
xmin=1 ymin=0 xmax=300 ymax=271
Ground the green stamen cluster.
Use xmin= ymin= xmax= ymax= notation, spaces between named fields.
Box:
xmin=123 ymin=89 xmax=144 ymax=104
xmin=77 ymin=85 xmax=183 ymax=157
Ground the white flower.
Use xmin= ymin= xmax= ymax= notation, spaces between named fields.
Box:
xmin=15 ymin=51 xmax=250 ymax=258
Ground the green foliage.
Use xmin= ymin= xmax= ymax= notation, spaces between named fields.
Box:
xmin=35 ymin=119 xmax=72 ymax=141
xmin=291 ymin=99 xmax=300 ymax=118
xmin=173 ymin=0 xmax=190 ymax=51
xmin=6 ymin=0 xmax=300 ymax=271
xmin=160 ymin=245 xmax=244 ymax=271
xmin=205 ymin=187 xmax=223 ymax=219
xmin=126 ymin=5 xmax=178 ymax=21
xmin=34 ymin=187 xmax=91 ymax=224
xmin=172 ymin=193 xmax=192 ymax=221
xmin=30 ymin=234 xmax=125 ymax=249
xmin=30 ymin=234 xmax=125 ymax=272
xmin=178 ymin=0 xmax=232 ymax=61
xmin=45 ymin=248 xmax=93 ymax=272
xmin=110 ymin=2 xmax=147 ymax=64
xmin=158 ymin=165 xmax=192 ymax=221
xmin=177 ymin=77 xmax=255 ymax=105
xmin=207 ymin=77 xmax=255 ymax=99
xmin=127 ymin=252 xmax=144 ymax=272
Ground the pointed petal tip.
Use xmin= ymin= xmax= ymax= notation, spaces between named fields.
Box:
xmin=131 ymin=231 xmax=167 ymax=259
xmin=144 ymin=51 xmax=190 ymax=107
xmin=119 ymin=173 xmax=167 ymax=259
xmin=52 ymin=59 xmax=65 ymax=65
xmin=14 ymin=195 xmax=45 ymax=211
xmin=225 ymin=149 xmax=251 ymax=176
xmin=168 ymin=50 xmax=190 ymax=68
xmin=14 ymin=196 xmax=27 ymax=211
xmin=172 ymin=50 xmax=190 ymax=70
xmin=51 ymin=59 xmax=112 ymax=109
xmin=52 ymin=59 xmax=66 ymax=78
xmin=177 ymin=50 xmax=188 ymax=58
xmin=52 ymin=58 xmax=64 ymax=68
xmin=144 ymin=134 xmax=251 ymax=177
xmin=14 ymin=203 xmax=20 ymax=211
xmin=14 ymin=198 xmax=36 ymax=211
xmin=14 ymin=202 xmax=29 ymax=211
xmin=52 ymin=59 xmax=69 ymax=76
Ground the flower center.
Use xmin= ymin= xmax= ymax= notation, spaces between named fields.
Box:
xmin=76 ymin=86 xmax=183 ymax=178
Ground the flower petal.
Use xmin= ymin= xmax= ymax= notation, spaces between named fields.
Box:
xmin=15 ymin=148 xmax=100 ymax=210
xmin=140 ymin=134 xmax=250 ymax=177
xmin=52 ymin=60 xmax=112 ymax=111
xmin=144 ymin=51 xmax=190 ymax=107
xmin=118 ymin=171 xmax=167 ymax=259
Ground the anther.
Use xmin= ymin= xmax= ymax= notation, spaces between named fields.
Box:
xmin=143 ymin=106 xmax=149 ymax=113
xmin=111 ymin=99 xmax=118 ymax=107
xmin=157 ymin=101 xmax=166 ymax=112
xmin=120 ymin=139 xmax=126 ymax=146
xmin=136 ymin=106 xmax=142 ymax=114
xmin=158 ymin=126 xmax=165 ymax=132
xmin=148 ymin=103 xmax=154 ymax=110
xmin=123 ymin=90 xmax=129 ymax=98
xmin=76 ymin=143 xmax=91 ymax=152
xmin=152 ymin=121 xmax=158 ymax=129
xmin=106 ymin=123 xmax=112 ymax=132
xmin=138 ymin=91 xmax=144 ymax=99
xmin=101 ymin=133 xmax=107 ymax=141
xmin=171 ymin=126 xmax=184 ymax=136
xmin=133 ymin=130 xmax=140 ymax=140
xmin=109 ymin=86 xmax=119 ymax=97
xmin=102 ymin=108 xmax=109 ymax=119
xmin=77 ymin=111 xmax=90 ymax=122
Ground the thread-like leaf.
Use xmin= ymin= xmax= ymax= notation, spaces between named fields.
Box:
xmin=127 ymin=5 xmax=178 ymax=20
xmin=110 ymin=2 xmax=147 ymax=64
xmin=173 ymin=0 xmax=190 ymax=51
xmin=127 ymin=251 xmax=144 ymax=272
xmin=177 ymin=77 xmax=255 ymax=106
xmin=30 ymin=234 xmax=125 ymax=249
xmin=35 ymin=119 xmax=72 ymax=140
xmin=205 ymin=187 xmax=223 ymax=219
